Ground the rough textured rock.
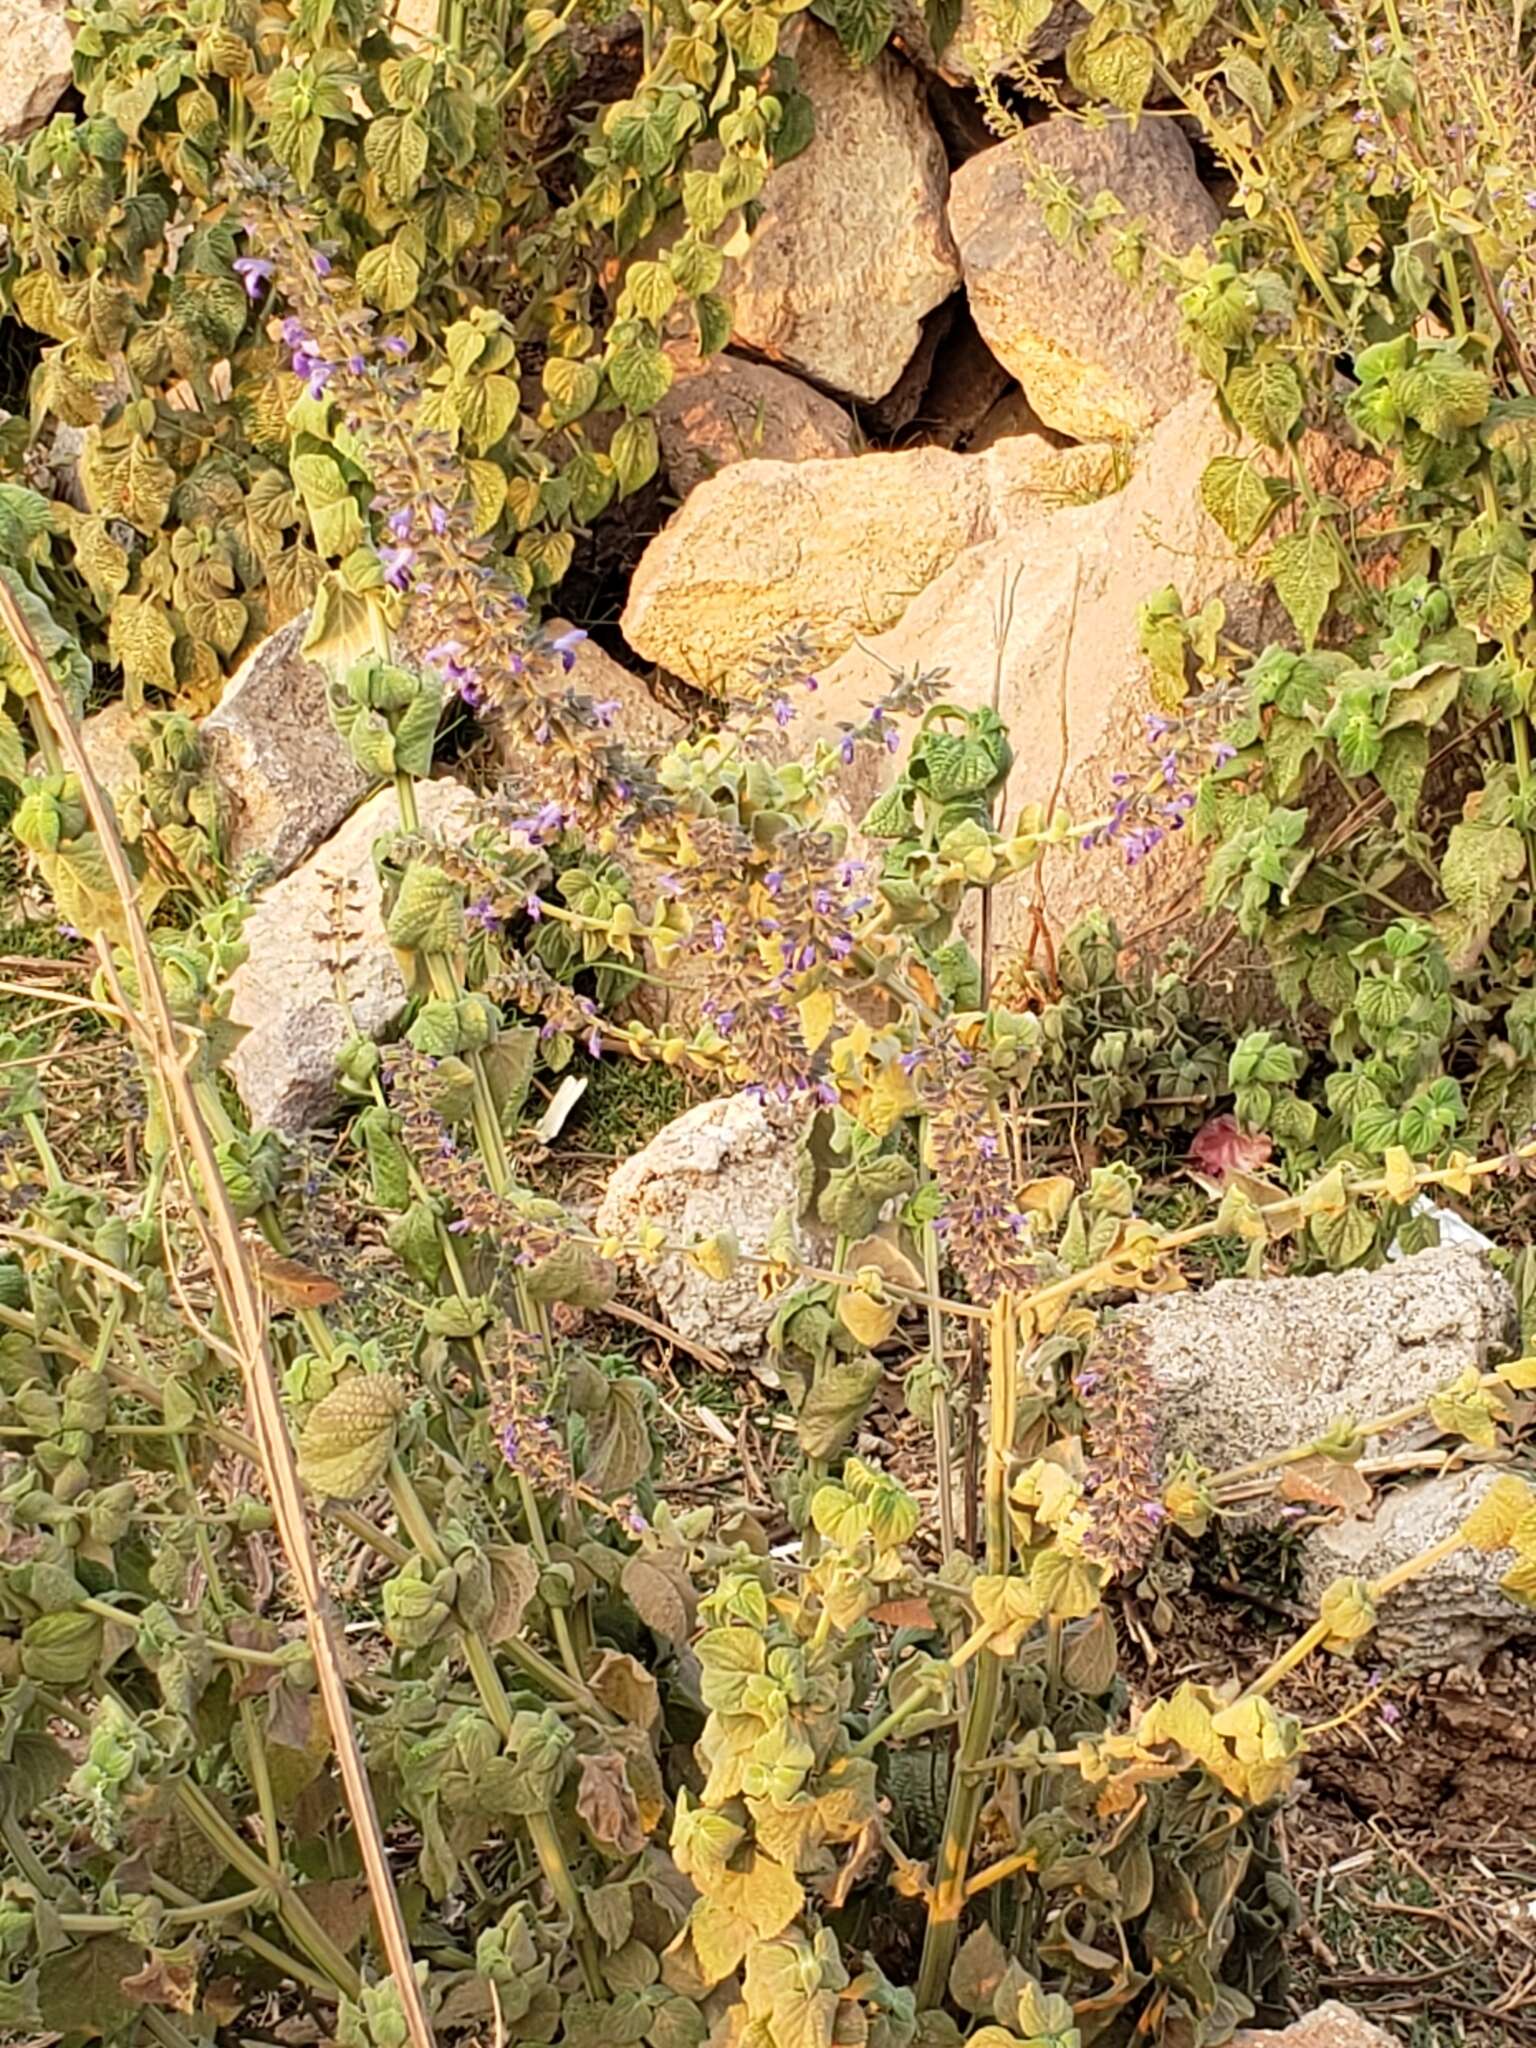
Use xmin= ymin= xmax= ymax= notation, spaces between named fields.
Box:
xmin=1236 ymin=2005 xmax=1396 ymax=2048
xmin=1300 ymin=1468 xmax=1533 ymax=1669
xmin=201 ymin=616 xmax=370 ymax=881
xmin=1126 ymin=1245 xmax=1516 ymax=1475
xmin=0 ymin=0 xmax=74 ymax=143
xmin=654 ymin=345 xmax=855 ymax=499
xmin=810 ymin=393 xmax=1248 ymax=956
xmin=721 ymin=20 xmax=959 ymax=403
xmin=77 ymin=701 xmax=141 ymax=803
xmin=949 ymin=116 xmax=1217 ymax=439
xmin=595 ymin=1092 xmax=820 ymax=1358
xmin=227 ymin=780 xmax=477 ymax=1136
xmin=621 ymin=433 xmax=1103 ymax=688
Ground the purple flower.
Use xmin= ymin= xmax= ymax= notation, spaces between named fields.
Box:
xmin=467 ymin=896 xmax=501 ymax=932
xmin=1211 ymin=740 xmax=1238 ymax=767
xmin=233 ymin=256 xmax=274 ymax=300
xmin=839 ymin=734 xmax=856 ymax=765
xmin=525 ymin=892 xmax=544 ymax=922
xmin=382 ymin=334 xmax=411 ymax=357
xmin=312 ymin=250 xmax=333 ymax=277
xmin=347 ymin=353 xmax=366 ymax=375
xmin=591 ymin=697 xmax=619 ymax=727
xmin=772 ymin=696 xmax=794 ymax=728
xmin=379 ymin=544 xmax=414 ymax=590
xmin=387 ymin=507 xmax=414 ymax=540
xmin=546 ymin=625 xmax=587 ymax=673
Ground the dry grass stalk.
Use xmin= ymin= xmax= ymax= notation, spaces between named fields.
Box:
xmin=0 ymin=577 xmax=435 ymax=2048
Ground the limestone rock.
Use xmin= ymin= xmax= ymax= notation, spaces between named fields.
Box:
xmin=810 ymin=393 xmax=1247 ymax=956
xmin=721 ymin=20 xmax=959 ymax=403
xmin=595 ymin=1091 xmax=819 ymax=1358
xmin=949 ymin=115 xmax=1217 ymax=439
xmin=77 ymin=701 xmax=141 ymax=803
xmin=1300 ymin=1468 xmax=1533 ymax=1669
xmin=0 ymin=0 xmax=74 ymax=143
xmin=655 ymin=346 xmax=855 ymax=498
xmin=621 ymin=433 xmax=1101 ymax=689
xmin=201 ymin=616 xmax=370 ymax=881
xmin=227 ymin=780 xmax=477 ymax=1136
xmin=1235 ymin=2002 xmax=1402 ymax=2048
xmin=1123 ymin=1244 xmax=1516 ymax=1476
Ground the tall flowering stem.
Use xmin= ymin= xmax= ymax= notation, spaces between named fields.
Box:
xmin=1075 ymin=1317 xmax=1165 ymax=1580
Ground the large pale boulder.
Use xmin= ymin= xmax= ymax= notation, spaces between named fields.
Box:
xmin=721 ymin=20 xmax=960 ymax=403
xmin=201 ymin=616 xmax=370 ymax=881
xmin=595 ymin=1092 xmax=820 ymax=1359
xmin=1236 ymin=2006 xmax=1396 ymax=2048
xmin=1122 ymin=1244 xmax=1516 ymax=1476
xmin=621 ymin=433 xmax=1106 ymax=690
xmin=949 ymin=116 xmax=1217 ymax=439
xmin=1301 ymin=1467 xmax=1533 ymax=1669
xmin=0 ymin=0 xmax=74 ymax=143
xmin=227 ymin=780 xmax=477 ymax=1135
xmin=655 ymin=345 xmax=855 ymax=499
xmin=810 ymin=393 xmax=1244 ymax=955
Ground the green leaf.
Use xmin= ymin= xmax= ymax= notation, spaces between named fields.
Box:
xmin=813 ymin=0 xmax=894 ymax=65
xmin=626 ymin=259 xmax=679 ymax=326
xmin=1375 ymin=725 xmax=1429 ymax=825
xmin=1309 ymin=1199 xmax=1376 ymax=1268
xmin=107 ymin=595 xmax=177 ymax=701
xmin=37 ymin=1936 xmax=144 ymax=2039
xmin=386 ymin=861 xmax=464 ymax=953
xmin=1438 ymin=813 xmax=1524 ymax=965
xmin=1268 ymin=526 xmax=1342 ymax=648
xmin=1444 ymin=520 xmax=1532 ymax=637
xmin=365 ymin=111 xmax=429 ymax=204
xmin=297 ymin=1377 xmax=406 ymax=1500
xmin=611 ymin=416 xmax=659 ymax=495
xmin=1200 ymin=455 xmax=1285 ymax=548
xmin=356 ymin=235 xmax=421 ymax=313
xmin=1225 ymin=359 xmax=1303 ymax=447
xmin=608 ymin=338 xmax=674 ymax=414
xmin=1399 ymin=349 xmax=1491 ymax=438
xmin=1077 ymin=31 xmax=1155 ymax=110
xmin=543 ymin=356 xmax=602 ymax=426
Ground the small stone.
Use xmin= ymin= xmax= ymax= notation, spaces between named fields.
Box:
xmin=1124 ymin=1244 xmax=1516 ymax=1477
xmin=621 ymin=433 xmax=1095 ymax=689
xmin=655 ymin=345 xmax=855 ymax=499
xmin=201 ymin=615 xmax=371 ymax=881
xmin=595 ymin=1091 xmax=823 ymax=1359
xmin=0 ymin=0 xmax=74 ymax=143
xmin=1301 ymin=1468 xmax=1532 ymax=1670
xmin=721 ymin=20 xmax=960 ymax=403
xmin=1235 ymin=2001 xmax=1400 ymax=2048
xmin=949 ymin=115 xmax=1217 ymax=439
xmin=227 ymin=779 xmax=477 ymax=1136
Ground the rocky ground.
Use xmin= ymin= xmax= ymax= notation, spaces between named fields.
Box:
xmin=4 ymin=4 xmax=1533 ymax=2041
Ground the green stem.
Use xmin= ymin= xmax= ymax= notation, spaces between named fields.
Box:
xmin=915 ymin=1302 xmax=1019 ymax=2010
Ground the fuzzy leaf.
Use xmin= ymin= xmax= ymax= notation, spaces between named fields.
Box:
xmin=296 ymin=1376 xmax=405 ymax=1500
